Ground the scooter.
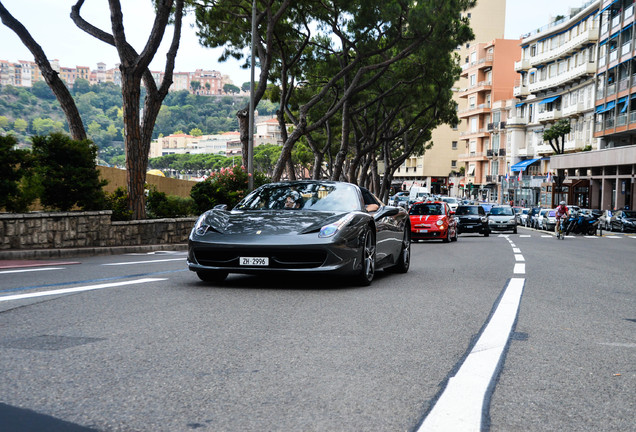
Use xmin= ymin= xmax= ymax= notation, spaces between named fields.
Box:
xmin=565 ymin=210 xmax=600 ymax=235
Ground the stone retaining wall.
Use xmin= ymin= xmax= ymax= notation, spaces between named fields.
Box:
xmin=0 ymin=211 xmax=198 ymax=251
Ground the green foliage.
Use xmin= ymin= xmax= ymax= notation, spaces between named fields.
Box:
xmin=31 ymin=133 xmax=108 ymax=211
xmin=190 ymin=165 xmax=269 ymax=213
xmin=223 ymin=83 xmax=240 ymax=94
xmin=146 ymin=185 xmax=196 ymax=218
xmin=0 ymin=134 xmax=37 ymax=212
xmin=106 ymin=186 xmax=133 ymax=221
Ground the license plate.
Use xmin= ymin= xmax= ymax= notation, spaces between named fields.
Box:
xmin=418 ymin=229 xmax=428 ymax=233
xmin=466 ymin=225 xmax=475 ymax=229
xmin=240 ymin=257 xmax=269 ymax=266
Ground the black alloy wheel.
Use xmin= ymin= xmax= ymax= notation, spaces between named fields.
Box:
xmin=387 ymin=227 xmax=410 ymax=273
xmin=354 ymin=229 xmax=376 ymax=286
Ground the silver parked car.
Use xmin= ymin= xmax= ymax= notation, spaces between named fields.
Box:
xmin=487 ymin=205 xmax=517 ymax=234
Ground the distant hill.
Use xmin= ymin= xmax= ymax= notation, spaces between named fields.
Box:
xmin=0 ymin=79 xmax=278 ymax=166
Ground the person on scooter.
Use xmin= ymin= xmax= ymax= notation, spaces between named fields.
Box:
xmin=555 ymin=200 xmax=569 ymax=237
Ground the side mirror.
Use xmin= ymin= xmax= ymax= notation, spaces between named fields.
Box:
xmin=214 ymin=204 xmax=228 ymax=211
xmin=450 ymin=210 xmax=455 ymax=215
xmin=375 ymin=206 xmax=400 ymax=218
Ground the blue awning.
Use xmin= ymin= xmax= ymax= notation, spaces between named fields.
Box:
xmin=515 ymin=102 xmax=525 ymax=107
xmin=510 ymin=158 xmax=541 ymax=172
xmin=596 ymin=104 xmax=605 ymax=113
xmin=538 ymin=95 xmax=560 ymax=105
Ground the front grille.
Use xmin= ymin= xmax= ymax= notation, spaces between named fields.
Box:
xmin=193 ymin=247 xmax=328 ymax=269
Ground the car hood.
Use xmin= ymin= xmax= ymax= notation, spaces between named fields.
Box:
xmin=456 ymin=214 xmax=483 ymax=221
xmin=198 ymin=209 xmax=347 ymax=236
xmin=409 ymin=215 xmax=445 ymax=223
xmin=489 ymin=215 xmax=515 ymax=221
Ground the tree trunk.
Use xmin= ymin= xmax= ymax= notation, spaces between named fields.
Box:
xmin=237 ymin=108 xmax=249 ymax=168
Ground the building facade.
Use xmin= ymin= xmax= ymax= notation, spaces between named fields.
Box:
xmin=550 ymin=0 xmax=636 ymax=210
xmin=392 ymin=0 xmax=508 ymax=196
xmin=458 ymin=39 xmax=520 ymax=202
xmin=510 ymin=0 xmax=600 ymax=207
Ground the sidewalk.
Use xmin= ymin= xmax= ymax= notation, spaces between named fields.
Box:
xmin=0 ymin=243 xmax=188 ymax=263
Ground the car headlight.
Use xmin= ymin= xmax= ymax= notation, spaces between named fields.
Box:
xmin=319 ymin=214 xmax=355 ymax=238
xmin=481 ymin=217 xmax=488 ymax=223
xmin=193 ymin=215 xmax=210 ymax=236
xmin=436 ymin=220 xmax=444 ymax=226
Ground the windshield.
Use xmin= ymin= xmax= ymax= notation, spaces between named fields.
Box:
xmin=623 ymin=211 xmax=636 ymax=218
xmin=490 ymin=207 xmax=514 ymax=216
xmin=455 ymin=206 xmax=480 ymax=215
xmin=442 ymin=197 xmax=457 ymax=204
xmin=410 ymin=203 xmax=445 ymax=216
xmin=235 ymin=182 xmax=361 ymax=212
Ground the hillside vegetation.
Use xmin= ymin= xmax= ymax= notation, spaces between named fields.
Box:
xmin=0 ymin=79 xmax=277 ymax=166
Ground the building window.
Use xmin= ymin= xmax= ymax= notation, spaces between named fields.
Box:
xmin=451 ymin=160 xmax=457 ymax=168
xmin=452 ymin=141 xmax=458 ymax=150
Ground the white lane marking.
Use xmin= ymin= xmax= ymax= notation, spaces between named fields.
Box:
xmin=102 ymin=258 xmax=185 ymax=266
xmin=605 ymin=236 xmax=621 ymax=239
xmin=541 ymin=235 xmax=552 ymax=238
xmin=514 ymin=254 xmax=525 ymax=262
xmin=513 ymin=263 xmax=525 ymax=274
xmin=0 ymin=278 xmax=167 ymax=302
xmin=0 ymin=267 xmax=65 ymax=275
xmin=512 ymin=248 xmax=521 ymax=253
xmin=418 ymin=278 xmax=525 ymax=432
xmin=519 ymin=235 xmax=531 ymax=238
xmin=584 ymin=236 xmax=597 ymax=239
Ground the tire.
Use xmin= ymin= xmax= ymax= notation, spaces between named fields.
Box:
xmin=513 ymin=226 xmax=517 ymax=234
xmin=196 ymin=270 xmax=228 ymax=283
xmin=386 ymin=227 xmax=410 ymax=273
xmin=484 ymin=231 xmax=490 ymax=237
xmin=443 ymin=230 xmax=450 ymax=243
xmin=354 ymin=228 xmax=376 ymax=286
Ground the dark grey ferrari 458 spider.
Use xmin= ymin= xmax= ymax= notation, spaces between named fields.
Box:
xmin=187 ymin=180 xmax=410 ymax=285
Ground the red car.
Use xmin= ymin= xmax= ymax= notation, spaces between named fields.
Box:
xmin=409 ymin=201 xmax=458 ymax=242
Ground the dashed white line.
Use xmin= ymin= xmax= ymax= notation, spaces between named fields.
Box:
xmin=519 ymin=235 xmax=531 ymax=238
xmin=0 ymin=267 xmax=65 ymax=275
xmin=0 ymin=278 xmax=167 ymax=302
xmin=418 ymin=278 xmax=525 ymax=431
xmin=513 ymin=263 xmax=526 ymax=274
xmin=512 ymin=248 xmax=521 ymax=253
xmin=514 ymin=254 xmax=525 ymax=262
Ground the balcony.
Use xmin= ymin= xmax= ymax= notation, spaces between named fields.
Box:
xmin=528 ymin=61 xmax=596 ymax=93
xmin=457 ymin=103 xmax=492 ymax=118
xmin=514 ymin=59 xmax=531 ymax=72
xmin=513 ymin=84 xmax=530 ymax=97
xmin=458 ymin=80 xmax=493 ymax=97
xmin=562 ymin=101 xmax=584 ymax=117
xmin=536 ymin=144 xmax=554 ymax=155
xmin=486 ymin=149 xmax=494 ymax=157
xmin=537 ymin=109 xmax=562 ymax=123
xmin=459 ymin=128 xmax=490 ymax=138
xmin=506 ymin=116 xmax=528 ymax=127
xmin=486 ymin=175 xmax=496 ymax=183
xmin=498 ymin=148 xmax=506 ymax=156
xmin=527 ymin=27 xmax=599 ymax=69
xmin=457 ymin=152 xmax=488 ymax=162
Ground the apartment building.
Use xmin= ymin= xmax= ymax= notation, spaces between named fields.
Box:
xmin=553 ymin=0 xmax=636 ymax=210
xmin=392 ymin=0 xmax=507 ymax=196
xmin=458 ymin=39 xmax=520 ymax=202
xmin=510 ymin=0 xmax=600 ymax=207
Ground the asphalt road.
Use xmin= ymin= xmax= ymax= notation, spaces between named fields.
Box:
xmin=0 ymin=228 xmax=634 ymax=431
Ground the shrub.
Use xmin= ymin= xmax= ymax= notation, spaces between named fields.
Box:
xmin=146 ymin=185 xmax=196 ymax=219
xmin=0 ymin=134 xmax=37 ymax=212
xmin=31 ymin=133 xmax=108 ymax=211
xmin=190 ymin=165 xmax=269 ymax=213
xmin=106 ymin=187 xmax=133 ymax=221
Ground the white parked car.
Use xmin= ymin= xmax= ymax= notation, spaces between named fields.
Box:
xmin=441 ymin=196 xmax=459 ymax=212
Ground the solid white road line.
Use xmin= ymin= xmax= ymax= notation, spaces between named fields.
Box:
xmin=0 ymin=278 xmax=167 ymax=302
xmin=102 ymin=258 xmax=185 ymax=266
xmin=513 ymin=263 xmax=526 ymax=274
xmin=418 ymin=278 xmax=525 ymax=432
xmin=0 ymin=267 xmax=65 ymax=275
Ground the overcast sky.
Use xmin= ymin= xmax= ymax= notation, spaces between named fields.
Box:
xmin=0 ymin=0 xmax=588 ymax=85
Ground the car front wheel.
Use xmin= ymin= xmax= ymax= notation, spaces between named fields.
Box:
xmin=387 ymin=227 xmax=410 ymax=273
xmin=354 ymin=229 xmax=376 ymax=286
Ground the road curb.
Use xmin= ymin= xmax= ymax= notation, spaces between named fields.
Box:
xmin=0 ymin=244 xmax=188 ymax=260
